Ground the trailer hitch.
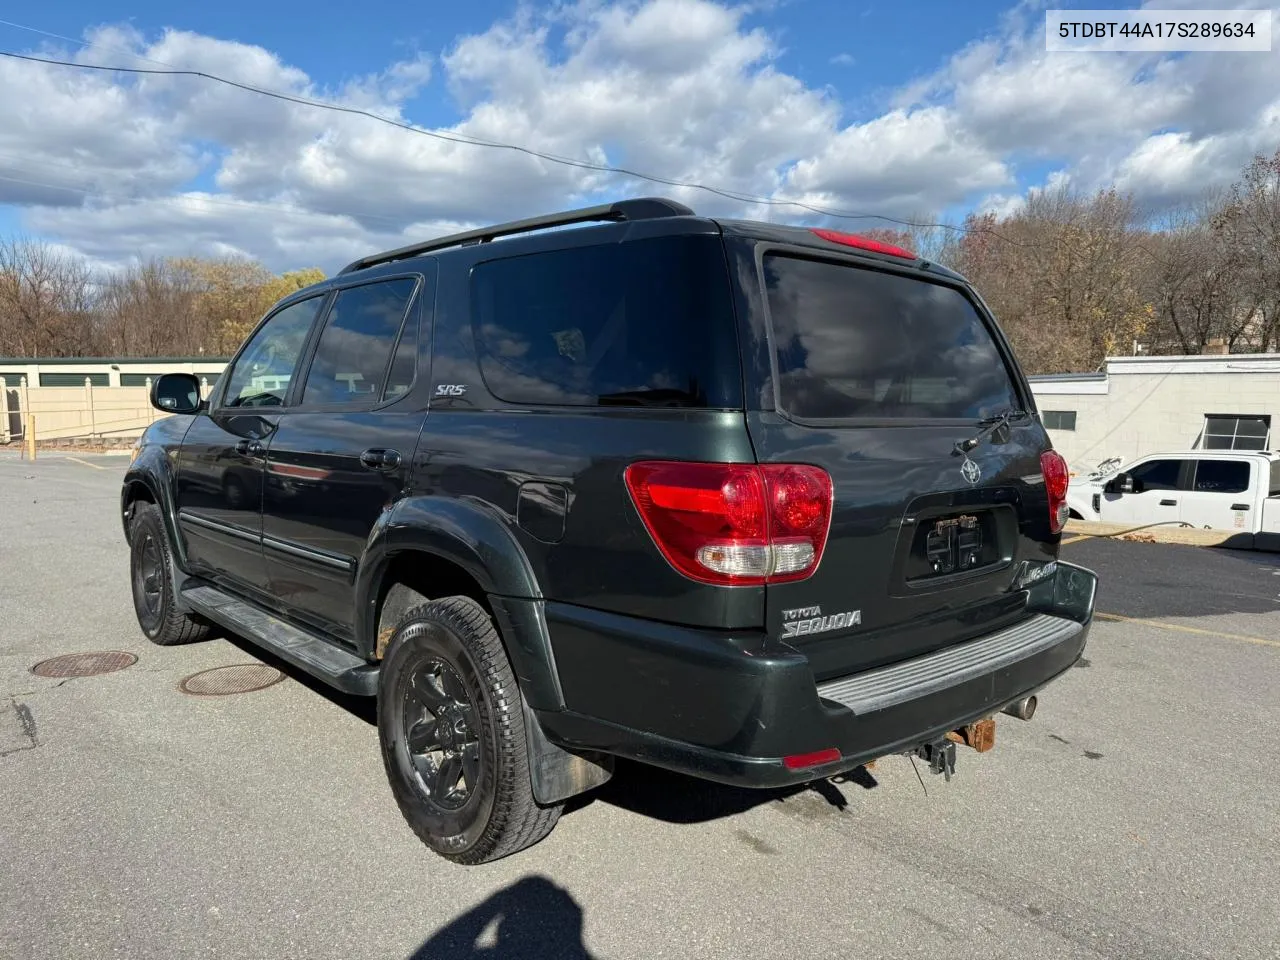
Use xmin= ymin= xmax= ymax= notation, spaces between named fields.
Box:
xmin=914 ymin=738 xmax=957 ymax=781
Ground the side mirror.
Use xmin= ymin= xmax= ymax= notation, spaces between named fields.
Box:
xmin=1105 ymin=472 xmax=1136 ymax=494
xmin=150 ymin=373 xmax=202 ymax=415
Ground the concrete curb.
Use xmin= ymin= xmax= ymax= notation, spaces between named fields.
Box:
xmin=1064 ymin=519 xmax=1278 ymax=551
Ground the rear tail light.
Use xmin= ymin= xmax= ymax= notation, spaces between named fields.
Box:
xmin=624 ymin=461 xmax=834 ymax=586
xmin=1040 ymin=450 xmax=1070 ymax=534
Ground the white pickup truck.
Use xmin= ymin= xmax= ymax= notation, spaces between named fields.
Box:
xmin=1066 ymin=451 xmax=1280 ymax=540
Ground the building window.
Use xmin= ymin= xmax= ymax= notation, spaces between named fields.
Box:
xmin=1042 ymin=410 xmax=1077 ymax=431
xmin=1203 ymin=414 xmax=1270 ymax=451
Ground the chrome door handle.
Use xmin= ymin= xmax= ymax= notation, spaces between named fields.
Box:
xmin=235 ymin=439 xmax=264 ymax=456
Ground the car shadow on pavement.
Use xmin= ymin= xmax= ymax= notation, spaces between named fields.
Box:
xmin=407 ymin=875 xmax=594 ymax=959
xmin=215 ymin=631 xmax=876 ymax=827
xmin=216 ymin=630 xmax=378 ymax=725
xmin=564 ymin=758 xmax=874 ymax=824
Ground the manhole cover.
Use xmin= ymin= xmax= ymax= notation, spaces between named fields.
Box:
xmin=179 ymin=664 xmax=285 ymax=696
xmin=31 ymin=651 xmax=138 ymax=678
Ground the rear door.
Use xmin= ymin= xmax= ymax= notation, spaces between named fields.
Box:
xmin=259 ymin=271 xmax=430 ymax=643
xmin=1181 ymin=458 xmax=1254 ymax=531
xmin=733 ymin=240 xmax=1057 ymax=681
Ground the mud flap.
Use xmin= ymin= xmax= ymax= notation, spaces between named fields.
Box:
xmin=523 ymin=701 xmax=613 ymax=805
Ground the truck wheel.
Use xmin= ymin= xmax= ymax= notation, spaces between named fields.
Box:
xmin=128 ymin=502 xmax=211 ymax=646
xmin=377 ymin=596 xmax=561 ymax=864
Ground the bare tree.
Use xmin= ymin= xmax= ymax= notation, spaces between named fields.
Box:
xmin=95 ymin=259 xmax=202 ymax=357
xmin=0 ymin=237 xmax=96 ymax=356
xmin=1215 ymin=149 xmax=1280 ymax=352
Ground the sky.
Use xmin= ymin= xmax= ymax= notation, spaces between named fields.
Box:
xmin=0 ymin=0 xmax=1277 ymax=274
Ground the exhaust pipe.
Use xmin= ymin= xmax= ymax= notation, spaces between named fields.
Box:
xmin=1002 ymin=696 xmax=1037 ymax=721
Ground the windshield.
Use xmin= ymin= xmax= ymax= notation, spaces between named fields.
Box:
xmin=763 ymin=254 xmax=1021 ymax=421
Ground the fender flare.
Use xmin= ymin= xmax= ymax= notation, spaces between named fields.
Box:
xmin=122 ymin=449 xmax=195 ymax=606
xmin=122 ymin=448 xmax=189 ymax=570
xmin=356 ymin=496 xmax=563 ymax=709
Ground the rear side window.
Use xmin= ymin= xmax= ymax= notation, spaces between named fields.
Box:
xmin=763 ymin=255 xmax=1020 ymax=420
xmin=471 ymin=236 xmax=740 ymax=408
xmin=1192 ymin=460 xmax=1250 ymax=494
xmin=302 ymin=278 xmax=417 ymax=405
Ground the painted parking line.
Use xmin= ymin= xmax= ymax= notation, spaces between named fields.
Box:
xmin=64 ymin=456 xmax=107 ymax=470
xmin=1097 ymin=612 xmax=1280 ymax=650
xmin=1060 ymin=535 xmax=1090 ymax=545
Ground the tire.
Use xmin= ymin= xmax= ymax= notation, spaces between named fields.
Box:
xmin=377 ymin=596 xmax=561 ymax=864
xmin=128 ymin=501 xmax=211 ymax=646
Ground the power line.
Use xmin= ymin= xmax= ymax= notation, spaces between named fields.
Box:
xmin=0 ymin=17 xmax=178 ymax=70
xmin=0 ymin=46 xmax=981 ymax=237
xmin=0 ymin=171 xmax=414 ymax=228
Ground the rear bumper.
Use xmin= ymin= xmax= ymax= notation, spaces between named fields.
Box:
xmin=539 ymin=561 xmax=1097 ymax=788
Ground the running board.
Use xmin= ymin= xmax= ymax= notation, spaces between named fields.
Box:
xmin=182 ymin=584 xmax=379 ymax=696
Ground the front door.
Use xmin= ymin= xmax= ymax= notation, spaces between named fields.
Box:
xmin=1100 ymin=457 xmax=1188 ymax=526
xmin=259 ymin=271 xmax=431 ymax=643
xmin=1180 ymin=458 xmax=1253 ymax=531
xmin=174 ymin=294 xmax=327 ymax=599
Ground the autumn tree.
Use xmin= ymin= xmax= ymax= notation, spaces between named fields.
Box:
xmin=0 ymin=249 xmax=325 ymax=359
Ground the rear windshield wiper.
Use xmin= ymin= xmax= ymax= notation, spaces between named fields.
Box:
xmin=596 ymin=388 xmax=704 ymax=408
xmin=953 ymin=409 xmax=1027 ymax=455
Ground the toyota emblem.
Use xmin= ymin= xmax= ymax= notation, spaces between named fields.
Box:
xmin=960 ymin=457 xmax=982 ymax=485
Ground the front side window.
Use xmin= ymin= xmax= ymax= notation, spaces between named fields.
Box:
xmin=301 ymin=278 xmax=417 ymax=405
xmin=763 ymin=255 xmax=1020 ymax=420
xmin=470 ymin=236 xmax=740 ymax=408
xmin=222 ymin=296 xmax=324 ymax=408
xmin=1129 ymin=458 xmax=1183 ymax=491
xmin=1192 ymin=460 xmax=1250 ymax=495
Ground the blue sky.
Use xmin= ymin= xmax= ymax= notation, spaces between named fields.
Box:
xmin=0 ymin=0 xmax=1276 ymax=271
xmin=14 ymin=1 xmax=1000 ymax=105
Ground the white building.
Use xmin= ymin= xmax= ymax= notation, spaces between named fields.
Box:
xmin=1029 ymin=354 xmax=1280 ymax=473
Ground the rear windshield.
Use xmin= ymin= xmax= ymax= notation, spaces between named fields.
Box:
xmin=763 ymin=254 xmax=1020 ymax=420
xmin=471 ymin=236 xmax=740 ymax=408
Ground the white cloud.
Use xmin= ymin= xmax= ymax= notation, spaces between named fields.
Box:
xmin=1 ymin=0 xmax=1278 ymax=272
xmin=783 ymin=107 xmax=1012 ymax=214
xmin=903 ymin=2 xmax=1280 ymax=207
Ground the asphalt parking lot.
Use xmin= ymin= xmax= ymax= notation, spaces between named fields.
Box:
xmin=3 ymin=452 xmax=1279 ymax=960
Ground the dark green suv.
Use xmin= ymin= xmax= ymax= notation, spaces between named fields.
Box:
xmin=122 ymin=198 xmax=1096 ymax=864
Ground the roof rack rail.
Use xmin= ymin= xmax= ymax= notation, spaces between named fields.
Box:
xmin=337 ymin=196 xmax=695 ymax=275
